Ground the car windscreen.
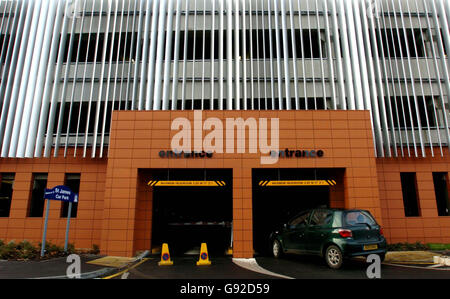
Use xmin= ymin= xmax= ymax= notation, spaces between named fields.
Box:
xmin=343 ymin=211 xmax=376 ymax=227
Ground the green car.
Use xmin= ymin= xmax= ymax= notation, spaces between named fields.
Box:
xmin=270 ymin=208 xmax=387 ymax=269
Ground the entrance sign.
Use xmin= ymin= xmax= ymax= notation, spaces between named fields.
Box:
xmin=148 ymin=180 xmax=226 ymax=187
xmin=41 ymin=186 xmax=79 ymax=257
xmin=259 ymin=180 xmax=337 ymax=187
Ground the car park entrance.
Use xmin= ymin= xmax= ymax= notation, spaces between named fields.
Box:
xmin=147 ymin=169 xmax=232 ymax=256
xmin=252 ymin=168 xmax=345 ymax=255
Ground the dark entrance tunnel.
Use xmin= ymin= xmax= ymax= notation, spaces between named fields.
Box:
xmin=252 ymin=168 xmax=344 ymax=256
xmin=149 ymin=169 xmax=232 ymax=256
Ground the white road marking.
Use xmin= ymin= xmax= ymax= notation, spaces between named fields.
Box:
xmin=232 ymin=258 xmax=294 ymax=279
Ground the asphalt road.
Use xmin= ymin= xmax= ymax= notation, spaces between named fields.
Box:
xmin=110 ymin=254 xmax=450 ymax=279
xmin=121 ymin=256 xmax=274 ymax=279
xmin=255 ymin=254 xmax=450 ymax=279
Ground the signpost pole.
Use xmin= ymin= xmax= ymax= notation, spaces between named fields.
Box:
xmin=64 ymin=202 xmax=72 ymax=252
xmin=40 ymin=198 xmax=50 ymax=257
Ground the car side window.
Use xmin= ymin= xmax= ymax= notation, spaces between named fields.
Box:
xmin=310 ymin=210 xmax=333 ymax=227
xmin=289 ymin=212 xmax=310 ymax=228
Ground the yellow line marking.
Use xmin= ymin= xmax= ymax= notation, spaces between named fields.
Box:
xmin=102 ymin=258 xmax=150 ymax=279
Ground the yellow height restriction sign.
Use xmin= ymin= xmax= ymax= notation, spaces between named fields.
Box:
xmin=259 ymin=180 xmax=337 ymax=187
xmin=148 ymin=180 xmax=226 ymax=187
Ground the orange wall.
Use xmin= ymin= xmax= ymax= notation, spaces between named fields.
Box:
xmin=1 ymin=110 xmax=448 ymax=258
xmin=377 ymin=148 xmax=450 ymax=244
xmin=0 ymin=148 xmax=106 ymax=250
xmin=102 ymin=110 xmax=381 ymax=257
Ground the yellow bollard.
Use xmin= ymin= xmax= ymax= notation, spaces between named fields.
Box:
xmin=158 ymin=243 xmax=174 ymax=266
xmin=196 ymin=243 xmax=212 ymax=266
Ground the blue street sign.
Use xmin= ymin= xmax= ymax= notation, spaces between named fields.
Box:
xmin=44 ymin=185 xmax=78 ymax=203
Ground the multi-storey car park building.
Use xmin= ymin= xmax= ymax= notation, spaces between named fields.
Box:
xmin=0 ymin=0 xmax=449 ymax=258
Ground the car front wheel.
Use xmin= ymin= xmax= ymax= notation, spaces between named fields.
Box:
xmin=325 ymin=245 xmax=343 ymax=269
xmin=272 ymin=239 xmax=283 ymax=258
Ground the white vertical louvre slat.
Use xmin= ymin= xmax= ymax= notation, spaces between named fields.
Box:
xmin=429 ymin=0 xmax=450 ymax=150
xmin=162 ymin=0 xmax=175 ymax=110
xmin=201 ymin=0 xmax=206 ymax=109
xmin=272 ymin=0 xmax=283 ymax=110
xmin=388 ymin=0 xmax=418 ymax=157
xmin=267 ymin=0 xmax=275 ymax=109
xmin=120 ymin=0 xmax=133 ymax=111
xmin=24 ymin=0 xmax=58 ymax=158
xmin=405 ymin=0 xmax=433 ymax=157
xmin=349 ymin=0 xmax=377 ymax=153
xmin=336 ymin=0 xmax=354 ymax=110
xmin=114 ymin=0 xmax=127 ymax=113
xmin=323 ymin=0 xmax=335 ymax=110
xmin=0 ymin=1 xmax=14 ymax=72
xmin=249 ymin=0 xmax=254 ymax=109
xmin=397 ymin=0 xmax=425 ymax=157
xmin=379 ymin=0 xmax=403 ymax=157
xmin=280 ymin=0 xmax=291 ymax=110
xmin=306 ymin=0 xmax=317 ymax=109
xmin=65 ymin=0 xmax=88 ymax=158
xmin=144 ymin=0 xmax=160 ymax=110
xmin=368 ymin=0 xmax=394 ymax=157
xmin=8 ymin=0 xmax=43 ymax=157
xmin=329 ymin=0 xmax=345 ymax=110
xmin=91 ymin=0 xmax=112 ymax=158
xmin=226 ymin=0 xmax=233 ymax=110
xmin=140 ymin=0 xmax=155 ymax=110
xmin=153 ymin=0 xmax=168 ymax=110
xmin=100 ymin=0 xmax=120 ymax=158
xmin=358 ymin=0 xmax=383 ymax=157
xmin=343 ymin=0 xmax=363 ymax=110
xmin=83 ymin=0 xmax=105 ymax=157
xmin=181 ymin=0 xmax=189 ymax=110
xmin=0 ymin=0 xmax=27 ymax=154
xmin=0 ymin=0 xmax=21 ymax=108
xmin=191 ymin=0 xmax=198 ymax=109
xmin=414 ymin=0 xmax=443 ymax=156
xmin=218 ymin=0 xmax=224 ymax=109
xmin=288 ymin=0 xmax=298 ymax=109
xmin=242 ymin=0 xmax=247 ymax=110
xmin=171 ymin=0 xmax=182 ymax=110
xmin=234 ymin=0 xmax=240 ymax=109
xmin=261 ymin=0 xmax=268 ymax=109
xmin=131 ymin=0 xmax=145 ymax=110
xmin=74 ymin=0 xmax=97 ymax=157
xmin=315 ymin=0 xmax=326 ymax=110
xmin=210 ymin=0 xmax=215 ymax=110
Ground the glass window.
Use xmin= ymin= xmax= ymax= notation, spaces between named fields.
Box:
xmin=310 ymin=210 xmax=333 ymax=227
xmin=432 ymin=172 xmax=450 ymax=216
xmin=289 ymin=211 xmax=310 ymax=228
xmin=400 ymin=172 xmax=421 ymax=217
xmin=0 ymin=173 xmax=14 ymax=217
xmin=28 ymin=174 xmax=48 ymax=217
xmin=344 ymin=211 xmax=376 ymax=226
xmin=61 ymin=174 xmax=80 ymax=218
